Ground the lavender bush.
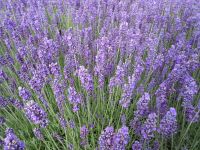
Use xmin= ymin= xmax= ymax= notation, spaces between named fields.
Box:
xmin=0 ymin=0 xmax=200 ymax=149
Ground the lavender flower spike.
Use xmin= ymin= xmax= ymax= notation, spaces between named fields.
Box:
xmin=119 ymin=74 xmax=136 ymax=108
xmin=98 ymin=126 xmax=115 ymax=150
xmin=135 ymin=92 xmax=151 ymax=118
xmin=24 ymin=100 xmax=48 ymax=128
xmin=132 ymin=141 xmax=142 ymax=150
xmin=33 ymin=128 xmax=44 ymax=140
xmin=141 ymin=113 xmax=158 ymax=140
xmin=68 ymin=86 xmax=82 ymax=112
xmin=80 ymin=125 xmax=89 ymax=147
xmin=158 ymin=107 xmax=177 ymax=137
xmin=113 ymin=126 xmax=129 ymax=150
xmin=18 ymin=87 xmax=31 ymax=101
xmin=76 ymin=66 xmax=94 ymax=94
xmin=4 ymin=128 xmax=25 ymax=150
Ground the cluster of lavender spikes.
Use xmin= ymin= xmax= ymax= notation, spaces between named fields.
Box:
xmin=0 ymin=0 xmax=199 ymax=149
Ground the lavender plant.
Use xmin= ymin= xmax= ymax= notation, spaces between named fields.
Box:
xmin=0 ymin=0 xmax=200 ymax=149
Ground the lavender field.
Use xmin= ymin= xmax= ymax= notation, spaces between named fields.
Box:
xmin=0 ymin=0 xmax=200 ymax=150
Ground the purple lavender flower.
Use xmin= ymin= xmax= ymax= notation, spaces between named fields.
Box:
xmin=67 ymin=143 xmax=74 ymax=150
xmin=24 ymin=100 xmax=48 ymax=128
xmin=33 ymin=128 xmax=44 ymax=140
xmin=3 ymin=128 xmax=25 ymax=150
xmin=121 ymin=114 xmax=126 ymax=126
xmin=80 ymin=125 xmax=89 ymax=139
xmin=98 ymin=126 xmax=115 ymax=150
xmin=29 ymin=71 xmax=45 ymax=93
xmin=180 ymin=74 xmax=198 ymax=102
xmin=0 ymin=139 xmax=3 ymax=147
xmin=183 ymin=102 xmax=199 ymax=123
xmin=9 ymin=98 xmax=24 ymax=110
xmin=52 ymin=132 xmax=63 ymax=141
xmin=37 ymin=37 xmax=58 ymax=64
xmin=0 ymin=97 xmax=9 ymax=108
xmin=141 ymin=113 xmax=157 ymax=140
xmin=158 ymin=107 xmax=177 ymax=137
xmin=109 ymin=65 xmax=125 ymax=92
xmin=18 ymin=87 xmax=31 ymax=101
xmin=155 ymin=82 xmax=168 ymax=116
xmin=134 ymin=56 xmax=144 ymax=81
xmin=68 ymin=86 xmax=82 ymax=112
xmin=0 ymin=68 xmax=8 ymax=81
xmin=113 ymin=126 xmax=129 ymax=150
xmin=132 ymin=141 xmax=142 ymax=150
xmin=129 ymin=117 xmax=142 ymax=136
xmin=58 ymin=115 xmax=67 ymax=129
xmin=135 ymin=93 xmax=151 ymax=118
xmin=0 ymin=116 xmax=5 ymax=125
xmin=119 ymin=74 xmax=136 ymax=108
xmin=76 ymin=66 xmax=94 ymax=94
xmin=80 ymin=125 xmax=89 ymax=147
xmin=52 ymin=78 xmax=66 ymax=113
xmin=49 ymin=62 xmax=61 ymax=78
xmin=68 ymin=120 xmax=76 ymax=129
xmin=153 ymin=140 xmax=160 ymax=150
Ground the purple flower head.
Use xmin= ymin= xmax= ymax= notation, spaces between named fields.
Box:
xmin=24 ymin=100 xmax=48 ymax=128
xmin=33 ymin=128 xmax=44 ymax=140
xmin=155 ymin=82 xmax=168 ymax=116
xmin=80 ymin=125 xmax=89 ymax=139
xmin=113 ymin=126 xmax=129 ymax=150
xmin=68 ymin=86 xmax=82 ymax=112
xmin=52 ymin=78 xmax=65 ymax=113
xmin=141 ymin=113 xmax=157 ymax=140
xmin=80 ymin=125 xmax=89 ymax=146
xmin=158 ymin=107 xmax=177 ymax=137
xmin=49 ymin=62 xmax=61 ymax=78
xmin=119 ymin=74 xmax=136 ymax=108
xmin=67 ymin=143 xmax=74 ymax=150
xmin=29 ymin=71 xmax=45 ymax=93
xmin=183 ymin=102 xmax=199 ymax=123
xmin=0 ymin=116 xmax=5 ymax=125
xmin=4 ymin=128 xmax=25 ymax=150
xmin=58 ymin=115 xmax=67 ymax=129
xmin=80 ymin=125 xmax=89 ymax=147
xmin=153 ymin=140 xmax=160 ymax=150
xmin=135 ymin=93 xmax=151 ymax=118
xmin=109 ymin=65 xmax=125 ymax=92
xmin=18 ymin=87 xmax=31 ymax=101
xmin=0 ymin=116 xmax=6 ymax=125
xmin=0 ymin=96 xmax=9 ymax=108
xmin=0 ymin=139 xmax=3 ymax=147
xmin=98 ymin=126 xmax=115 ymax=150
xmin=132 ymin=141 xmax=142 ymax=150
xmin=37 ymin=37 xmax=58 ymax=64
xmin=180 ymin=74 xmax=198 ymax=102
xmin=68 ymin=120 xmax=76 ymax=129
xmin=129 ymin=117 xmax=142 ymax=136
xmin=76 ymin=66 xmax=94 ymax=94
xmin=9 ymin=98 xmax=24 ymax=110
xmin=121 ymin=114 xmax=126 ymax=126
xmin=152 ymin=54 xmax=164 ymax=71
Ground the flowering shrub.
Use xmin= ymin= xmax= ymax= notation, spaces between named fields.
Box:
xmin=0 ymin=0 xmax=200 ymax=149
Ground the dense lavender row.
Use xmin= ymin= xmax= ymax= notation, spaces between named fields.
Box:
xmin=0 ymin=0 xmax=200 ymax=149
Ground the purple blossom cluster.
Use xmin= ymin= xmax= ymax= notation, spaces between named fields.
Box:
xmin=68 ymin=86 xmax=82 ymax=112
xmin=0 ymin=0 xmax=199 ymax=149
xmin=24 ymin=100 xmax=48 ymax=128
xmin=158 ymin=108 xmax=177 ymax=137
xmin=3 ymin=128 xmax=25 ymax=150
xmin=98 ymin=126 xmax=129 ymax=150
xmin=141 ymin=113 xmax=157 ymax=140
xmin=76 ymin=66 xmax=94 ymax=94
